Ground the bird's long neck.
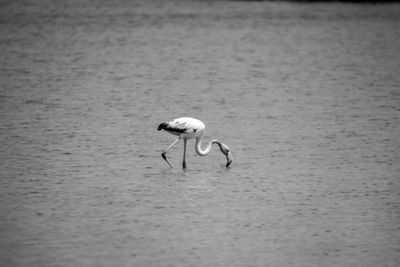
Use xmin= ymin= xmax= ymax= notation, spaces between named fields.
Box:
xmin=195 ymin=136 xmax=219 ymax=156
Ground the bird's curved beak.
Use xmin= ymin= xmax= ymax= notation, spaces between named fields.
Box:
xmin=219 ymin=143 xmax=233 ymax=168
xmin=225 ymin=151 xmax=233 ymax=168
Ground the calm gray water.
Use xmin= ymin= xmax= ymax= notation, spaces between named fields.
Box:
xmin=1 ymin=0 xmax=400 ymax=266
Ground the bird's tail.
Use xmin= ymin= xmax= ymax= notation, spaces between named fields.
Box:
xmin=157 ymin=122 xmax=168 ymax=131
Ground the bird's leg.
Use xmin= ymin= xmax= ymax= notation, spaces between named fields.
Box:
xmin=161 ymin=138 xmax=180 ymax=168
xmin=182 ymin=139 xmax=187 ymax=169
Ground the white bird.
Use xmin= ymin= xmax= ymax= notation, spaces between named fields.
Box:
xmin=157 ymin=117 xmax=233 ymax=169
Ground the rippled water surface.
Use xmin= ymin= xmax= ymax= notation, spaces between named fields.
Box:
xmin=1 ymin=0 xmax=400 ymax=266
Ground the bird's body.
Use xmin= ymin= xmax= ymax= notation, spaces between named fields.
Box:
xmin=157 ymin=117 xmax=204 ymax=139
xmin=157 ymin=117 xmax=232 ymax=169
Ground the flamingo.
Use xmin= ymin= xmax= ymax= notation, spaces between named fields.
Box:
xmin=157 ymin=117 xmax=232 ymax=169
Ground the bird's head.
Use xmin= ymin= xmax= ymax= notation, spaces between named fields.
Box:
xmin=218 ymin=142 xmax=233 ymax=168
